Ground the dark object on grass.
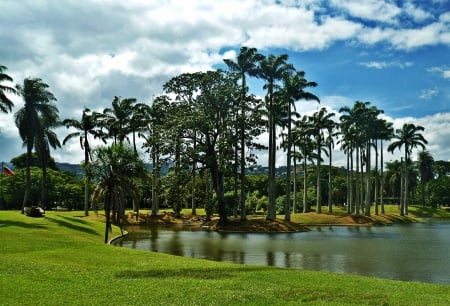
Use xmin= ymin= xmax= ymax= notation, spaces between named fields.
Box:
xmin=24 ymin=206 xmax=45 ymax=217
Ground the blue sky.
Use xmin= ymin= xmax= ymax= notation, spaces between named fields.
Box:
xmin=0 ymin=0 xmax=449 ymax=167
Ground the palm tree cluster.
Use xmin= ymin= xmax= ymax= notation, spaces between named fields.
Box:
xmin=0 ymin=51 xmax=430 ymax=225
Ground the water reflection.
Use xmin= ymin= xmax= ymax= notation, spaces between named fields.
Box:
xmin=115 ymin=222 xmax=450 ymax=284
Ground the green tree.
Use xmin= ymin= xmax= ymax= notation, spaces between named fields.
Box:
xmin=63 ymin=108 xmax=105 ymax=216
xmin=35 ymin=115 xmax=61 ymax=209
xmin=417 ymin=150 xmax=434 ymax=207
xmin=14 ymin=78 xmax=58 ymax=212
xmin=223 ymin=46 xmax=264 ymax=221
xmin=102 ymin=96 xmax=136 ymax=144
xmin=163 ymin=70 xmax=239 ymax=227
xmin=89 ymin=144 xmax=147 ymax=243
xmin=258 ymin=53 xmax=293 ymax=220
xmin=279 ymin=70 xmax=319 ymax=219
xmin=310 ymin=107 xmax=334 ymax=213
xmin=388 ymin=123 xmax=427 ymax=215
xmin=0 ymin=65 xmax=16 ymax=113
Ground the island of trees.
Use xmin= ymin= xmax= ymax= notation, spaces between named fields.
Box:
xmin=1 ymin=48 xmax=449 ymax=237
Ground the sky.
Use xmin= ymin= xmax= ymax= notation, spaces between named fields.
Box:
xmin=0 ymin=0 xmax=449 ymax=168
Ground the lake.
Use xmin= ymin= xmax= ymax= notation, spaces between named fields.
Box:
xmin=113 ymin=220 xmax=450 ymax=284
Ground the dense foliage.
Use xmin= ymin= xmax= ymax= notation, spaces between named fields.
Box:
xmin=1 ymin=48 xmax=449 ymax=223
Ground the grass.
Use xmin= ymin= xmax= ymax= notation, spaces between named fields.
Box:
xmin=1 ymin=210 xmax=450 ymax=305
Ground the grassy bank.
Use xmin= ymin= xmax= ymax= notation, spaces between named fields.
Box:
xmin=1 ymin=211 xmax=449 ymax=305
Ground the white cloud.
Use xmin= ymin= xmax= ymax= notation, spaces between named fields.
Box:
xmin=359 ymin=61 xmax=413 ymax=69
xmin=404 ymin=1 xmax=433 ymax=22
xmin=330 ymin=0 xmax=401 ymax=24
xmin=419 ymin=87 xmax=439 ymax=99
xmin=428 ymin=66 xmax=450 ymax=79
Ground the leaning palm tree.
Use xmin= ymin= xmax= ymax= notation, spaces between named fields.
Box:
xmin=89 ymin=144 xmax=147 ymax=243
xmin=388 ymin=123 xmax=427 ymax=215
xmin=15 ymin=77 xmax=58 ymax=212
xmin=224 ymin=46 xmax=264 ymax=221
xmin=0 ymin=65 xmax=16 ymax=113
xmin=63 ymin=108 xmax=105 ymax=216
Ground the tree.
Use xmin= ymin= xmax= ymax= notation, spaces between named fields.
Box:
xmin=279 ymin=70 xmax=319 ymax=219
xmin=310 ymin=107 xmax=334 ymax=213
xmin=417 ymin=150 xmax=434 ymax=207
xmin=0 ymin=65 xmax=16 ymax=113
xmin=34 ymin=115 xmax=61 ymax=209
xmin=163 ymin=70 xmax=240 ymax=227
xmin=224 ymin=46 xmax=264 ymax=221
xmin=102 ymin=96 xmax=136 ymax=144
xmin=63 ymin=108 xmax=105 ymax=216
xmin=258 ymin=53 xmax=293 ymax=220
xmin=14 ymin=78 xmax=58 ymax=212
xmin=388 ymin=123 xmax=427 ymax=215
xmin=89 ymin=144 xmax=147 ymax=243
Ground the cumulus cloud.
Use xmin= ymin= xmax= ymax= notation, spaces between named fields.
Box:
xmin=0 ymin=0 xmax=449 ymax=165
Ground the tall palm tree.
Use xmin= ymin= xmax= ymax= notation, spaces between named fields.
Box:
xmin=102 ymin=96 xmax=136 ymax=144
xmin=63 ymin=108 xmax=105 ymax=216
xmin=417 ymin=150 xmax=434 ymax=207
xmin=388 ymin=123 xmax=427 ymax=215
xmin=279 ymin=70 xmax=319 ymax=220
xmin=292 ymin=115 xmax=316 ymax=213
xmin=224 ymin=46 xmax=264 ymax=221
xmin=258 ymin=53 xmax=293 ymax=220
xmin=310 ymin=107 xmax=334 ymax=213
xmin=35 ymin=115 xmax=61 ymax=209
xmin=0 ymin=65 xmax=16 ymax=113
xmin=374 ymin=119 xmax=393 ymax=214
xmin=15 ymin=78 xmax=58 ymax=213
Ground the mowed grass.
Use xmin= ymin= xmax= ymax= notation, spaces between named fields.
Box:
xmin=1 ymin=211 xmax=449 ymax=306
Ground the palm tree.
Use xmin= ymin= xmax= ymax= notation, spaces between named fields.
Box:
xmin=325 ymin=120 xmax=337 ymax=213
xmin=35 ymin=115 xmax=61 ymax=209
xmin=15 ymin=78 xmax=58 ymax=213
xmin=89 ymin=144 xmax=147 ymax=243
xmin=63 ymin=108 xmax=105 ymax=216
xmin=279 ymin=70 xmax=319 ymax=220
xmin=375 ymin=119 xmax=393 ymax=214
xmin=417 ymin=150 xmax=434 ymax=207
xmin=0 ymin=65 xmax=16 ymax=113
xmin=310 ymin=107 xmax=334 ymax=213
xmin=224 ymin=46 xmax=264 ymax=221
xmin=388 ymin=123 xmax=427 ymax=215
xmin=102 ymin=96 xmax=136 ymax=144
xmin=292 ymin=115 xmax=316 ymax=213
xmin=258 ymin=53 xmax=293 ymax=220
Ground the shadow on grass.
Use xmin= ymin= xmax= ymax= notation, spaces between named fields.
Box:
xmin=115 ymin=266 xmax=271 ymax=280
xmin=45 ymin=216 xmax=100 ymax=236
xmin=0 ymin=220 xmax=48 ymax=229
xmin=59 ymin=215 xmax=91 ymax=225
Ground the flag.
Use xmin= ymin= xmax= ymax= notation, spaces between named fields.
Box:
xmin=2 ymin=163 xmax=15 ymax=176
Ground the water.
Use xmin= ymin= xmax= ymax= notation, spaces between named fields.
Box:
xmin=113 ymin=220 xmax=450 ymax=284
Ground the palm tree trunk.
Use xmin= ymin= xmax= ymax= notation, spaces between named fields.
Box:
xmin=380 ymin=141 xmax=385 ymax=214
xmin=365 ymin=141 xmax=371 ymax=217
xmin=328 ymin=144 xmax=332 ymax=213
xmin=22 ymin=142 xmax=34 ymax=213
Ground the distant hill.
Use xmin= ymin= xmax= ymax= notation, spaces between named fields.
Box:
xmin=57 ymin=163 xmax=84 ymax=178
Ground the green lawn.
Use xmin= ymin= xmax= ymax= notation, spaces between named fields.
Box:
xmin=1 ymin=210 xmax=449 ymax=305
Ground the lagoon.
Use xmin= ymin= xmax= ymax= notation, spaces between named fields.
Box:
xmin=114 ymin=220 xmax=450 ymax=284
